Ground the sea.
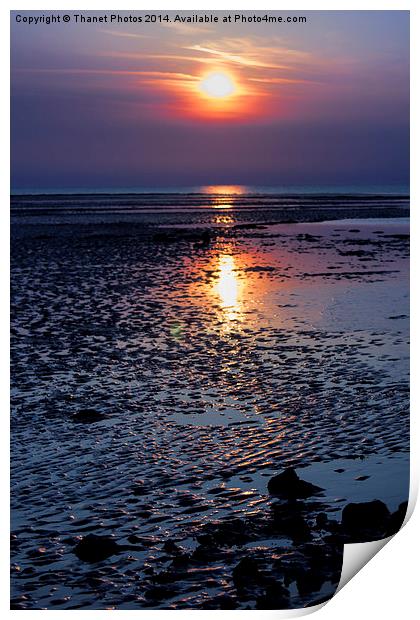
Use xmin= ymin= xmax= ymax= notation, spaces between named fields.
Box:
xmin=10 ymin=184 xmax=410 ymax=226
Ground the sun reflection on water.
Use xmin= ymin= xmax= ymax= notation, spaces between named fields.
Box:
xmin=213 ymin=214 xmax=235 ymax=226
xmin=189 ymin=241 xmax=285 ymax=333
xmin=201 ymin=185 xmax=246 ymax=211
xmin=213 ymin=202 xmax=233 ymax=210
xmin=202 ymin=185 xmax=246 ymax=195
xmin=215 ymin=253 xmax=243 ymax=325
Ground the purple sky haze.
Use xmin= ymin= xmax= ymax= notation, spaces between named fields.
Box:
xmin=11 ymin=11 xmax=409 ymax=190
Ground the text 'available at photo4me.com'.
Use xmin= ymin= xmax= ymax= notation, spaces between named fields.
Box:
xmin=14 ymin=12 xmax=308 ymax=26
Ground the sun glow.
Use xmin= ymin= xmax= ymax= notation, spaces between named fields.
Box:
xmin=202 ymin=185 xmax=245 ymax=195
xmin=201 ymin=185 xmax=245 ymax=210
xmin=199 ymin=72 xmax=236 ymax=99
xmin=176 ymin=68 xmax=258 ymax=120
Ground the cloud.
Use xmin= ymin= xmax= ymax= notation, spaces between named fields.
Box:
xmin=187 ymin=36 xmax=315 ymax=69
xmin=186 ymin=44 xmax=285 ymax=69
xmin=160 ymin=20 xmax=213 ymax=37
xmin=100 ymin=29 xmax=151 ymax=40
xmin=15 ymin=67 xmax=197 ymax=81
xmin=248 ymin=77 xmax=320 ymax=85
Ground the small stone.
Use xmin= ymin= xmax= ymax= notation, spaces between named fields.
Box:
xmin=214 ymin=594 xmax=237 ymax=609
xmin=232 ymin=557 xmax=262 ymax=586
xmin=387 ymin=501 xmax=408 ymax=535
xmin=132 ymin=482 xmax=148 ymax=496
xmin=127 ymin=534 xmax=143 ymax=545
xmin=342 ymin=500 xmax=390 ymax=536
xmin=267 ymin=468 xmax=324 ymax=499
xmin=170 ymin=553 xmax=191 ymax=568
xmin=163 ymin=540 xmax=182 ymax=555
xmin=272 ymin=510 xmax=312 ymax=543
xmin=144 ymin=585 xmax=175 ymax=601
xmin=72 ymin=409 xmax=105 ymax=424
xmin=73 ymin=534 xmax=120 ymax=562
xmin=256 ymin=582 xmax=289 ymax=609
xmin=316 ymin=513 xmax=328 ymax=529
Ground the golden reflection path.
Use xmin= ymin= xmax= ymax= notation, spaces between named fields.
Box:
xmin=201 ymin=185 xmax=246 ymax=195
xmin=201 ymin=185 xmax=246 ymax=211
xmin=215 ymin=253 xmax=243 ymax=325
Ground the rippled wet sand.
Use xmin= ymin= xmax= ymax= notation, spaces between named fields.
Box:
xmin=11 ymin=218 xmax=409 ymax=609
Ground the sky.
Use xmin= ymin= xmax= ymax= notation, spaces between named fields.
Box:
xmin=11 ymin=11 xmax=409 ymax=190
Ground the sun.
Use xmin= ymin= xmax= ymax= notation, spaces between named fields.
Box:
xmin=199 ymin=72 xmax=236 ymax=99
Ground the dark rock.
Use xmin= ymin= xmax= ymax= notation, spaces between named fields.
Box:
xmin=341 ymin=500 xmax=390 ymax=537
xmin=387 ymin=501 xmax=408 ymax=535
xmin=323 ymin=533 xmax=346 ymax=546
xmin=153 ymin=570 xmax=180 ymax=585
xmin=72 ymin=409 xmax=105 ymax=423
xmin=163 ymin=540 xmax=182 ymax=555
xmin=244 ymin=265 xmax=276 ymax=273
xmin=132 ymin=482 xmax=148 ymax=496
xmin=322 ymin=517 xmax=341 ymax=535
xmin=198 ymin=518 xmax=252 ymax=547
xmin=62 ymin=536 xmax=79 ymax=545
xmin=297 ymin=233 xmax=321 ymax=242
xmin=304 ymin=543 xmax=327 ymax=568
xmin=127 ymin=534 xmax=144 ymax=545
xmin=267 ymin=468 xmax=324 ymax=499
xmin=338 ymin=250 xmax=373 ymax=257
xmin=304 ymin=592 xmax=336 ymax=607
xmin=315 ymin=512 xmax=328 ymax=529
xmin=127 ymin=534 xmax=158 ymax=547
xmin=192 ymin=544 xmax=222 ymax=562
xmin=196 ymin=533 xmax=213 ymax=546
xmin=195 ymin=230 xmax=211 ymax=247
xmin=152 ymin=232 xmax=173 ymax=243
xmin=213 ymin=594 xmax=238 ymax=609
xmin=383 ymin=233 xmax=409 ymax=240
xmin=170 ymin=553 xmax=191 ymax=568
xmin=296 ymin=569 xmax=325 ymax=596
xmin=144 ymin=585 xmax=175 ymax=601
xmin=232 ymin=557 xmax=262 ymax=587
xmin=256 ymin=582 xmax=289 ymax=609
xmin=272 ymin=511 xmax=312 ymax=543
xmin=73 ymin=534 xmax=120 ymax=562
xmin=153 ymin=229 xmax=212 ymax=246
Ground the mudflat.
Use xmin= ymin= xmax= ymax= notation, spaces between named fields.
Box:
xmin=11 ymin=197 xmax=409 ymax=609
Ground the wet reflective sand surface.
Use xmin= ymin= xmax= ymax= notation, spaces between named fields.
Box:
xmin=11 ymin=213 xmax=409 ymax=609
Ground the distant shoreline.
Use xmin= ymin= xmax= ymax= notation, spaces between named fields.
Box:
xmin=10 ymin=184 xmax=410 ymax=198
xmin=10 ymin=192 xmax=410 ymax=232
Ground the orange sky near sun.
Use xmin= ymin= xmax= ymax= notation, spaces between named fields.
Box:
xmin=11 ymin=12 xmax=409 ymax=188
xmin=13 ymin=19 xmax=409 ymax=126
xmin=73 ymin=33 xmax=337 ymax=123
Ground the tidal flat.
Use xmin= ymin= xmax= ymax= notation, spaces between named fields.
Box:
xmin=11 ymin=200 xmax=409 ymax=609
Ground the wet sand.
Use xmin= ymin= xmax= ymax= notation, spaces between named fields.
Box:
xmin=11 ymin=207 xmax=409 ymax=609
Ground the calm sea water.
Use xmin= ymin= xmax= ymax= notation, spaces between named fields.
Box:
xmin=11 ymin=184 xmax=409 ymax=195
xmin=10 ymin=186 xmax=410 ymax=225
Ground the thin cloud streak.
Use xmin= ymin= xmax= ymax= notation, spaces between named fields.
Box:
xmin=100 ymin=28 xmax=151 ymax=40
xmin=15 ymin=68 xmax=197 ymax=81
xmin=186 ymin=44 xmax=285 ymax=69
